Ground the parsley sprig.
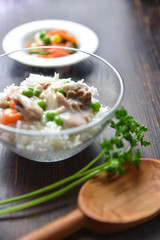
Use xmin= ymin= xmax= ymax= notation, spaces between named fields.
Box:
xmin=0 ymin=107 xmax=150 ymax=215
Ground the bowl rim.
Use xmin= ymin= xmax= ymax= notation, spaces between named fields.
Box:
xmin=0 ymin=46 xmax=124 ymax=136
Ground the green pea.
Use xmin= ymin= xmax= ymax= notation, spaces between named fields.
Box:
xmin=91 ymin=101 xmax=101 ymax=112
xmin=28 ymin=87 xmax=34 ymax=91
xmin=22 ymin=89 xmax=34 ymax=98
xmin=37 ymin=100 xmax=46 ymax=109
xmin=57 ymin=87 xmax=66 ymax=97
xmin=41 ymin=35 xmax=51 ymax=44
xmin=40 ymin=31 xmax=46 ymax=39
xmin=34 ymin=89 xmax=42 ymax=97
xmin=45 ymin=111 xmax=55 ymax=121
xmin=54 ymin=115 xmax=63 ymax=126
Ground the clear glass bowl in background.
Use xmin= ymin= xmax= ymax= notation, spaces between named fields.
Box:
xmin=0 ymin=47 xmax=124 ymax=162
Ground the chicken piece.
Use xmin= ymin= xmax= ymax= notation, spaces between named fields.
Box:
xmin=63 ymin=114 xmax=87 ymax=129
xmin=13 ymin=94 xmax=43 ymax=121
xmin=56 ymin=92 xmax=74 ymax=112
xmin=43 ymin=90 xmax=57 ymax=110
xmin=66 ymin=83 xmax=91 ymax=109
xmin=67 ymin=99 xmax=82 ymax=112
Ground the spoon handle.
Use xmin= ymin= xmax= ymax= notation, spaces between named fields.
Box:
xmin=18 ymin=208 xmax=86 ymax=240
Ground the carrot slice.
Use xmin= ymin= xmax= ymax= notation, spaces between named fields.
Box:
xmin=38 ymin=49 xmax=69 ymax=58
xmin=45 ymin=43 xmax=66 ymax=54
xmin=47 ymin=29 xmax=77 ymax=43
xmin=47 ymin=29 xmax=68 ymax=36
xmin=51 ymin=49 xmax=70 ymax=58
xmin=9 ymin=99 xmax=16 ymax=109
xmin=26 ymin=42 xmax=33 ymax=48
xmin=0 ymin=108 xmax=24 ymax=125
xmin=58 ymin=32 xmax=77 ymax=43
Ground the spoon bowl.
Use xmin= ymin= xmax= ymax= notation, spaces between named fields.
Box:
xmin=79 ymin=158 xmax=160 ymax=233
xmin=19 ymin=158 xmax=160 ymax=240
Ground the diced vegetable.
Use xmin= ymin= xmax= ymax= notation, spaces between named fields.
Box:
xmin=91 ymin=102 xmax=101 ymax=112
xmin=57 ymin=87 xmax=66 ymax=96
xmin=50 ymin=49 xmax=69 ymax=58
xmin=34 ymin=89 xmax=42 ymax=97
xmin=58 ymin=31 xmax=77 ymax=43
xmin=37 ymin=100 xmax=46 ymax=109
xmin=47 ymin=29 xmax=77 ymax=43
xmin=29 ymin=51 xmax=49 ymax=55
xmin=45 ymin=111 xmax=62 ymax=126
xmin=51 ymin=34 xmax=61 ymax=43
xmin=73 ymin=43 xmax=78 ymax=48
xmin=22 ymin=89 xmax=34 ymax=98
xmin=38 ymin=49 xmax=69 ymax=58
xmin=28 ymin=87 xmax=34 ymax=91
xmin=40 ymin=31 xmax=46 ymax=38
xmin=47 ymin=29 xmax=68 ymax=36
xmin=9 ymin=99 xmax=16 ymax=109
xmin=41 ymin=35 xmax=51 ymax=44
xmin=0 ymin=108 xmax=24 ymax=125
xmin=26 ymin=42 xmax=33 ymax=48
xmin=54 ymin=115 xmax=63 ymax=126
xmin=26 ymin=28 xmax=78 ymax=58
xmin=45 ymin=111 xmax=55 ymax=121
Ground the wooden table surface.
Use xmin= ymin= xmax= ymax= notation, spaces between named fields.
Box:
xmin=0 ymin=0 xmax=160 ymax=239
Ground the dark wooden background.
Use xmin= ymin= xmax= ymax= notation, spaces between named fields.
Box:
xmin=0 ymin=0 xmax=160 ymax=239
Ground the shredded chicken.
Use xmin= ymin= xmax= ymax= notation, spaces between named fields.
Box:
xmin=56 ymin=92 xmax=74 ymax=112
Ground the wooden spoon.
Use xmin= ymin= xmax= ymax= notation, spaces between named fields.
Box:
xmin=19 ymin=158 xmax=160 ymax=240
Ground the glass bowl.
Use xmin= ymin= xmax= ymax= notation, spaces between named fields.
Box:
xmin=0 ymin=47 xmax=124 ymax=162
